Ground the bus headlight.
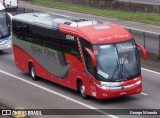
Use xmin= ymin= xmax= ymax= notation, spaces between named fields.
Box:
xmin=135 ymin=80 xmax=142 ymax=85
xmin=94 ymin=82 xmax=108 ymax=89
xmin=98 ymin=85 xmax=110 ymax=90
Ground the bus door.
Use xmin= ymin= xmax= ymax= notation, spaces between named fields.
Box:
xmin=79 ymin=38 xmax=96 ymax=94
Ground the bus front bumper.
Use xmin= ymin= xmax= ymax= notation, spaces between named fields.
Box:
xmin=93 ymin=79 xmax=142 ymax=99
xmin=0 ymin=40 xmax=12 ymax=50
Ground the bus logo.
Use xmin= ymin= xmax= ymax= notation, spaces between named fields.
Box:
xmin=66 ymin=35 xmax=74 ymax=41
xmin=121 ymin=86 xmax=125 ymax=90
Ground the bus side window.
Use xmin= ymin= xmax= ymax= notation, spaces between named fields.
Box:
xmin=29 ymin=24 xmax=46 ymax=46
xmin=80 ymin=39 xmax=95 ymax=77
xmin=12 ymin=21 xmax=26 ymax=40
xmin=61 ymin=41 xmax=82 ymax=62
xmin=43 ymin=39 xmax=67 ymax=66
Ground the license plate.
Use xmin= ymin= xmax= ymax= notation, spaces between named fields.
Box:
xmin=120 ymin=92 xmax=126 ymax=95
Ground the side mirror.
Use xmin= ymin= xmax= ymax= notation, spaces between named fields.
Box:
xmin=85 ymin=47 xmax=97 ymax=67
xmin=136 ymin=43 xmax=147 ymax=60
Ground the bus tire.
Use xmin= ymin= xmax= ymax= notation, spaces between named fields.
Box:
xmin=29 ymin=63 xmax=38 ymax=81
xmin=78 ymin=81 xmax=88 ymax=99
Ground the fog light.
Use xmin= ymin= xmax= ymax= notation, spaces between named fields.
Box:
xmin=137 ymin=88 xmax=141 ymax=93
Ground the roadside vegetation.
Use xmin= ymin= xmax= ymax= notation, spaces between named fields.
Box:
xmin=32 ymin=0 xmax=160 ymax=25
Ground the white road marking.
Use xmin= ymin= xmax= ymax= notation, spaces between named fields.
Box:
xmin=140 ymin=92 xmax=148 ymax=96
xmin=0 ymin=69 xmax=118 ymax=118
xmin=108 ymin=115 xmax=119 ymax=118
xmin=141 ymin=68 xmax=160 ymax=75
xmin=140 ymin=67 xmax=160 ymax=96
xmin=1 ymin=67 xmax=159 ymax=116
xmin=0 ymin=106 xmax=5 ymax=109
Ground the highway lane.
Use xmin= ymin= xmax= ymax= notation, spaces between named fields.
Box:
xmin=0 ymin=51 xmax=109 ymax=118
xmin=1 ymin=2 xmax=160 ymax=117
xmin=0 ymin=48 xmax=160 ymax=118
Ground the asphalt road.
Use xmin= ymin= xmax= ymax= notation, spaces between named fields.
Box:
xmin=0 ymin=2 xmax=160 ymax=118
xmin=0 ymin=48 xmax=160 ymax=118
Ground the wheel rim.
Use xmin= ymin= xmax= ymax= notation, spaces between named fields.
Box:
xmin=31 ymin=67 xmax=35 ymax=78
xmin=80 ymin=84 xmax=85 ymax=97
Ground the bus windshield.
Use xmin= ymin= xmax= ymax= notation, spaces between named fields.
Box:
xmin=0 ymin=10 xmax=10 ymax=38
xmin=94 ymin=40 xmax=141 ymax=82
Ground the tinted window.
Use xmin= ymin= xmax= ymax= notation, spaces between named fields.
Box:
xmin=0 ymin=10 xmax=10 ymax=38
xmin=12 ymin=20 xmax=81 ymax=61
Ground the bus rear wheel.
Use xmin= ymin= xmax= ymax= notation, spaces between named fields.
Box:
xmin=79 ymin=81 xmax=88 ymax=99
xmin=29 ymin=63 xmax=38 ymax=81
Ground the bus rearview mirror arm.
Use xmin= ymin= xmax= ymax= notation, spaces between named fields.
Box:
xmin=85 ymin=47 xmax=97 ymax=67
xmin=7 ymin=13 xmax=13 ymax=20
xmin=136 ymin=43 xmax=148 ymax=60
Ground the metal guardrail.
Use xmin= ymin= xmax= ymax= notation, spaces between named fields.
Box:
xmin=7 ymin=7 xmax=160 ymax=58
xmin=124 ymin=26 xmax=160 ymax=57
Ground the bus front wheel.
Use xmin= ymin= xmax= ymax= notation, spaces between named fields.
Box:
xmin=29 ymin=63 xmax=38 ymax=81
xmin=79 ymin=81 xmax=88 ymax=99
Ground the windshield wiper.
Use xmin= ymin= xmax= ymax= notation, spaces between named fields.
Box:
xmin=110 ymin=65 xmax=119 ymax=80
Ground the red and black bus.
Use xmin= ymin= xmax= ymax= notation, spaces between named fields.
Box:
xmin=12 ymin=12 xmax=147 ymax=99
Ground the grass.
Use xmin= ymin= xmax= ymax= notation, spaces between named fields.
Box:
xmin=31 ymin=0 xmax=160 ymax=25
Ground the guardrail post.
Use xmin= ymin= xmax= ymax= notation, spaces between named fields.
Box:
xmin=143 ymin=32 xmax=146 ymax=48
xmin=32 ymin=9 xmax=34 ymax=12
xmin=24 ymin=8 xmax=25 ymax=13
